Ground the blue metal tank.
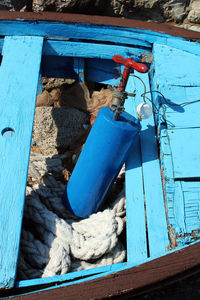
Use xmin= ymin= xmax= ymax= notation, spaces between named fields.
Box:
xmin=63 ymin=107 xmax=141 ymax=218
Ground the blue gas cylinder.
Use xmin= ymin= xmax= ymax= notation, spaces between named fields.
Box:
xmin=63 ymin=107 xmax=141 ymax=218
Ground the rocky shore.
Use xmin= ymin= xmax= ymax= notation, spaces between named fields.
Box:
xmin=0 ymin=0 xmax=200 ymax=29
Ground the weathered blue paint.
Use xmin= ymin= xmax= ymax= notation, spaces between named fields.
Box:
xmin=133 ymin=72 xmax=169 ymax=257
xmin=174 ymin=181 xmax=186 ymax=234
xmin=151 ymin=44 xmax=200 ymax=86
xmin=64 ymin=107 xmax=141 ymax=218
xmin=125 ymin=77 xmax=148 ymax=262
xmin=152 ymin=42 xmax=200 ymax=246
xmin=43 ymin=39 xmax=150 ymax=60
xmin=0 ymin=21 xmax=160 ymax=46
xmin=0 ymin=18 xmax=199 ymax=295
xmin=1 ymin=20 xmax=200 ymax=57
xmin=168 ymin=128 xmax=200 ymax=178
xmin=16 ymin=262 xmax=127 ymax=288
xmin=159 ymin=86 xmax=200 ymax=129
xmin=165 ymin=38 xmax=200 ymax=58
xmin=74 ymin=58 xmax=85 ymax=82
xmin=86 ymin=58 xmax=122 ymax=85
xmin=16 ymin=239 xmax=200 ymax=296
xmin=0 ymin=36 xmax=43 ymax=288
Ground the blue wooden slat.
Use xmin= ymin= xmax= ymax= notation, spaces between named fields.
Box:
xmin=153 ymin=44 xmax=200 ymax=87
xmin=43 ymin=40 xmax=151 ymax=61
xmin=152 ymin=42 xmax=200 ymax=247
xmin=167 ymin=180 xmax=200 ymax=243
xmin=16 ymin=240 xmax=200 ymax=294
xmin=163 ymin=86 xmax=200 ymax=129
xmin=133 ymin=72 xmax=170 ymax=257
xmin=86 ymin=59 xmax=121 ymax=86
xmin=168 ymin=128 xmax=200 ymax=178
xmin=166 ymin=38 xmax=200 ymax=57
xmin=174 ymin=181 xmax=186 ymax=235
xmin=0 ymin=38 xmax=151 ymax=63
xmin=125 ymin=77 xmax=148 ymax=263
xmin=17 ymin=262 xmax=126 ymax=288
xmin=1 ymin=20 xmax=200 ymax=57
xmin=74 ymin=58 xmax=85 ymax=82
xmin=0 ymin=21 xmax=156 ymax=47
xmin=0 ymin=36 xmax=43 ymax=288
xmin=41 ymin=55 xmax=121 ymax=84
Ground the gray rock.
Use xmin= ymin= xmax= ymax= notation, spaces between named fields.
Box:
xmin=163 ymin=0 xmax=187 ymax=23
xmin=188 ymin=0 xmax=200 ymax=23
xmin=32 ymin=0 xmax=108 ymax=13
xmin=32 ymin=106 xmax=89 ymax=155
xmin=179 ymin=23 xmax=200 ymax=31
xmin=0 ymin=0 xmax=30 ymax=11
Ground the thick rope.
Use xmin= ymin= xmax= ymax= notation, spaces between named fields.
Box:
xmin=71 ymin=242 xmax=126 ymax=272
xmin=18 ymin=152 xmax=126 ymax=279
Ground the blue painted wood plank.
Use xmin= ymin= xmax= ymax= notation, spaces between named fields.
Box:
xmin=125 ymin=76 xmax=148 ymax=263
xmin=0 ymin=21 xmax=157 ymax=46
xmin=152 ymin=43 xmax=200 ymax=87
xmin=1 ymin=20 xmax=200 ymax=57
xmin=0 ymin=36 xmax=43 ymax=288
xmin=41 ymin=56 xmax=120 ymax=84
xmin=133 ymin=72 xmax=170 ymax=257
xmin=74 ymin=58 xmax=85 ymax=82
xmin=17 ymin=238 xmax=200 ymax=292
xmin=174 ymin=181 xmax=186 ymax=235
xmin=166 ymin=38 xmax=200 ymax=57
xmin=168 ymin=180 xmax=200 ymax=241
xmin=163 ymin=86 xmax=200 ymax=129
xmin=86 ymin=59 xmax=121 ymax=86
xmin=168 ymin=128 xmax=200 ymax=178
xmin=37 ymin=71 xmax=43 ymax=95
xmin=43 ymin=40 xmax=151 ymax=61
xmin=17 ymin=240 xmax=200 ymax=295
xmin=151 ymin=42 xmax=200 ymax=246
xmin=17 ymin=262 xmax=126 ymax=288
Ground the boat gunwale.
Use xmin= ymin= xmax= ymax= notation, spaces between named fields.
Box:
xmin=0 ymin=11 xmax=200 ymax=42
xmin=7 ymin=241 xmax=200 ymax=299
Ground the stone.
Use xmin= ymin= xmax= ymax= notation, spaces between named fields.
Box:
xmin=32 ymin=0 xmax=108 ymax=13
xmin=163 ymin=0 xmax=187 ymax=23
xmin=0 ymin=0 xmax=30 ymax=11
xmin=32 ymin=107 xmax=89 ymax=155
xmin=188 ymin=0 xmax=200 ymax=23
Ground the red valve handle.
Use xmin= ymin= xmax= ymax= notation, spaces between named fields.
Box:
xmin=113 ymin=55 xmax=148 ymax=92
xmin=113 ymin=55 xmax=148 ymax=73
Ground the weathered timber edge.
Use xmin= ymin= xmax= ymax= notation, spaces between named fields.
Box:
xmin=9 ymin=242 xmax=200 ymax=299
xmin=0 ymin=11 xmax=200 ymax=42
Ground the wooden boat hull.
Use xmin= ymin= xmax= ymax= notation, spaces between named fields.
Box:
xmin=0 ymin=11 xmax=200 ymax=299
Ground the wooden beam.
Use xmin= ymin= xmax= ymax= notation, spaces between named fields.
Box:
xmin=0 ymin=36 xmax=43 ymax=288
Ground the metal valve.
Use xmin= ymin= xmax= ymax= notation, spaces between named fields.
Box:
xmin=111 ymin=55 xmax=148 ymax=119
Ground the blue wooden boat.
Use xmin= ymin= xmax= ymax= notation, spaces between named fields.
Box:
xmin=0 ymin=11 xmax=200 ymax=299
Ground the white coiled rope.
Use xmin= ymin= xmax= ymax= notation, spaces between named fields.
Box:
xmin=18 ymin=152 xmax=126 ymax=279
